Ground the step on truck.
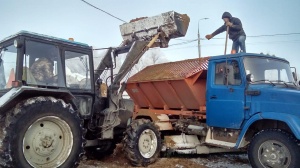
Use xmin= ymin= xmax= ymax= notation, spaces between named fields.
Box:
xmin=0 ymin=11 xmax=190 ymax=167
xmin=124 ymin=53 xmax=300 ymax=168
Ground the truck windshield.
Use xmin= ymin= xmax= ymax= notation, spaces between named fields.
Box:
xmin=0 ymin=45 xmax=17 ymax=90
xmin=243 ymin=57 xmax=294 ymax=84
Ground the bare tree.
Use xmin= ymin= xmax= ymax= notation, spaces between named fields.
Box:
xmin=131 ymin=48 xmax=168 ymax=76
xmin=149 ymin=50 xmax=160 ymax=64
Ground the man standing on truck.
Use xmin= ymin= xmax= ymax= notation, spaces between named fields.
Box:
xmin=206 ymin=12 xmax=246 ymax=53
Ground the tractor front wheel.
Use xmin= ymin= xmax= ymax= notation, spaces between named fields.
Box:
xmin=123 ymin=119 xmax=161 ymax=166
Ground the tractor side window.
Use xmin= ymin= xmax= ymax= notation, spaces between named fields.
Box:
xmin=65 ymin=51 xmax=91 ymax=90
xmin=0 ymin=45 xmax=17 ymax=89
xmin=23 ymin=41 xmax=64 ymax=87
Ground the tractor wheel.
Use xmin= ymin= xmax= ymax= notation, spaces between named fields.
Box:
xmin=85 ymin=140 xmax=117 ymax=159
xmin=248 ymin=129 xmax=300 ymax=168
xmin=0 ymin=97 xmax=85 ymax=168
xmin=123 ymin=119 xmax=161 ymax=166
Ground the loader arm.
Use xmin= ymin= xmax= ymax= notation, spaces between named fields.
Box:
xmin=113 ymin=33 xmax=160 ymax=85
xmin=100 ymin=34 xmax=162 ymax=139
xmin=99 ymin=11 xmax=190 ymax=139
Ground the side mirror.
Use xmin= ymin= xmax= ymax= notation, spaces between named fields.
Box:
xmin=291 ymin=67 xmax=297 ymax=82
xmin=246 ymin=74 xmax=254 ymax=82
xmin=292 ymin=72 xmax=298 ymax=82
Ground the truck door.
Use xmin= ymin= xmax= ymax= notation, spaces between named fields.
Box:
xmin=206 ymin=59 xmax=245 ymax=129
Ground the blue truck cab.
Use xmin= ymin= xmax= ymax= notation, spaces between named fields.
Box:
xmin=206 ymin=53 xmax=300 ymax=167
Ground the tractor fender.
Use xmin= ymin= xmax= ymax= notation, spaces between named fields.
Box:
xmin=236 ymin=112 xmax=300 ymax=148
xmin=0 ymin=86 xmax=75 ymax=114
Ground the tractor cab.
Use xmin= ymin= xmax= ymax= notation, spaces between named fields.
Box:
xmin=0 ymin=31 xmax=95 ymax=118
xmin=0 ymin=31 xmax=93 ymax=92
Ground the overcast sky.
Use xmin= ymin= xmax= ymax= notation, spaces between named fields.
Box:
xmin=1 ymin=0 xmax=300 ymax=69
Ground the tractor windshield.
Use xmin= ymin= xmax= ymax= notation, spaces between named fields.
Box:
xmin=23 ymin=40 xmax=65 ymax=87
xmin=0 ymin=45 xmax=17 ymax=90
xmin=244 ymin=57 xmax=294 ymax=84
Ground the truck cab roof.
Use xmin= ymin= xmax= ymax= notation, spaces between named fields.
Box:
xmin=209 ymin=53 xmax=289 ymax=63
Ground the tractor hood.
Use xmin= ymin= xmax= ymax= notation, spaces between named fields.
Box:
xmin=248 ymin=84 xmax=300 ymax=116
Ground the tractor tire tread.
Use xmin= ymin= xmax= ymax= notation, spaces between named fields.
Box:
xmin=123 ymin=119 xmax=161 ymax=167
xmin=0 ymin=96 xmax=85 ymax=168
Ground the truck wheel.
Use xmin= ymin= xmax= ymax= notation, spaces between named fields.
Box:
xmin=123 ymin=119 xmax=161 ymax=166
xmin=248 ymin=129 xmax=300 ymax=168
xmin=0 ymin=97 xmax=84 ymax=168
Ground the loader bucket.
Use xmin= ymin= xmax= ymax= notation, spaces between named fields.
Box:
xmin=120 ymin=11 xmax=190 ymax=48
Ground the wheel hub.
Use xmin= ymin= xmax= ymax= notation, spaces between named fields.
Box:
xmin=138 ymin=129 xmax=158 ymax=158
xmin=40 ymin=135 xmax=54 ymax=148
xmin=33 ymin=130 xmax=57 ymax=156
xmin=139 ymin=134 xmax=151 ymax=152
xmin=269 ymin=153 xmax=277 ymax=160
xmin=23 ymin=116 xmax=73 ymax=168
xmin=259 ymin=140 xmax=291 ymax=168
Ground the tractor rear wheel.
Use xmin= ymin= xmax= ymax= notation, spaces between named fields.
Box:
xmin=123 ymin=119 xmax=161 ymax=166
xmin=0 ymin=97 xmax=84 ymax=168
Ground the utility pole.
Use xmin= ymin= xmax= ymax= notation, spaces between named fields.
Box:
xmin=198 ymin=18 xmax=209 ymax=58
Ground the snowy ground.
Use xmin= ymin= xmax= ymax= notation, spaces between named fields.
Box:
xmin=79 ymin=144 xmax=251 ymax=168
xmin=191 ymin=153 xmax=251 ymax=168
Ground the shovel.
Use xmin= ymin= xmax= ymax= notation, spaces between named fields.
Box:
xmin=224 ymin=26 xmax=229 ymax=55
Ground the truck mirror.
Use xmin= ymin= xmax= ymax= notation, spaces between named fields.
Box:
xmin=291 ymin=67 xmax=297 ymax=82
xmin=292 ymin=72 xmax=297 ymax=82
xmin=246 ymin=74 xmax=254 ymax=82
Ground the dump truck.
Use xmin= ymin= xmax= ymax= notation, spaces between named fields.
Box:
xmin=123 ymin=53 xmax=300 ymax=168
xmin=0 ymin=11 xmax=189 ymax=167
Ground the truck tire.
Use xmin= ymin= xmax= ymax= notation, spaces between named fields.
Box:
xmin=0 ymin=97 xmax=85 ymax=168
xmin=85 ymin=140 xmax=116 ymax=159
xmin=248 ymin=129 xmax=300 ymax=168
xmin=123 ymin=119 xmax=161 ymax=166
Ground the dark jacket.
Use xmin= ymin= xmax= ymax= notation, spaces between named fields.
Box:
xmin=212 ymin=12 xmax=246 ymax=41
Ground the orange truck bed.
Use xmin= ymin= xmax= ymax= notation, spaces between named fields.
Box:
xmin=126 ymin=57 xmax=209 ymax=116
